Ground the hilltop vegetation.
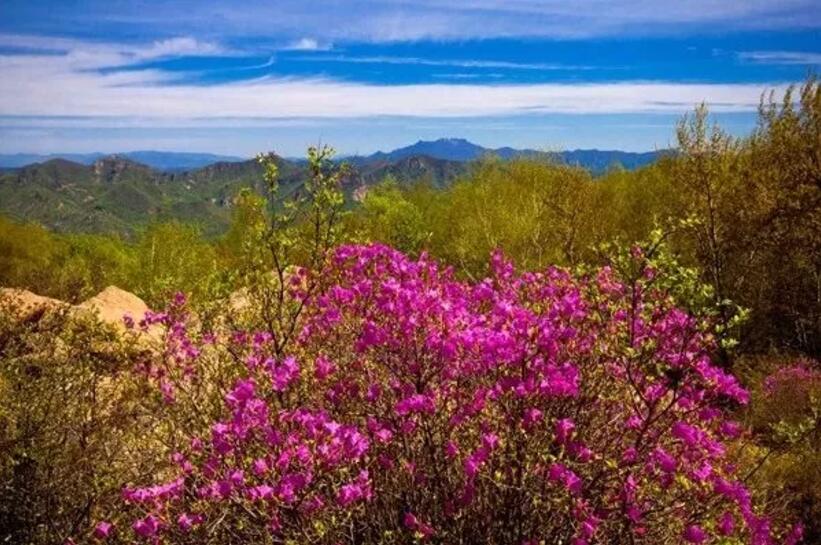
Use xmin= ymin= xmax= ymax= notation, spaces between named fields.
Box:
xmin=0 ymin=79 xmax=819 ymax=545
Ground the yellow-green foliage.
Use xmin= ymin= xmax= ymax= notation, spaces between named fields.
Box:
xmin=0 ymin=218 xmax=220 ymax=308
xmin=0 ymin=217 xmax=60 ymax=295
xmin=591 ymin=161 xmax=679 ymax=244
xmin=348 ymin=177 xmax=428 ymax=255
xmin=0 ymin=217 xmax=134 ymax=303
xmin=132 ymin=221 xmax=222 ymax=309
xmin=441 ymin=158 xmax=597 ymax=275
xmin=217 ymin=188 xmax=270 ymax=274
xmin=0 ymin=298 xmax=157 ymax=545
xmin=354 ymin=158 xmax=600 ymax=279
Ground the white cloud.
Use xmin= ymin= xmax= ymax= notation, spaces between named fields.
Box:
xmin=347 ymin=0 xmax=819 ymax=40
xmin=0 ymin=51 xmax=789 ymax=118
xmin=0 ymin=34 xmax=86 ymax=51
xmin=283 ymin=38 xmax=332 ymax=51
xmin=738 ymin=50 xmax=821 ymax=65
xmin=0 ymin=33 xmax=227 ymax=72
xmin=0 ymin=116 xmax=329 ymax=129
xmin=136 ymin=37 xmax=225 ymax=59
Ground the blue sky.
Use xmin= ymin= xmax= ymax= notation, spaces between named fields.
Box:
xmin=0 ymin=1 xmax=818 ymax=156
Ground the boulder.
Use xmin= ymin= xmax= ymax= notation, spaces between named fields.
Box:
xmin=0 ymin=288 xmax=67 ymax=322
xmin=76 ymin=286 xmax=150 ymax=330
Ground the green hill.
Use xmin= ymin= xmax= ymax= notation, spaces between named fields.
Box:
xmin=0 ymin=153 xmax=464 ymax=236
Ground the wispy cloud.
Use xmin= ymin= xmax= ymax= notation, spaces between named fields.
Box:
xmin=738 ymin=50 xmax=821 ymax=65
xmin=0 ymin=33 xmax=226 ymax=59
xmin=0 ymin=33 xmax=229 ymax=77
xmin=0 ymin=34 xmax=86 ymax=52
xmin=432 ymin=73 xmax=506 ymax=80
xmin=0 ymin=115 xmax=331 ymax=129
xmin=0 ymin=52 xmax=788 ymax=118
xmin=232 ymin=56 xmax=277 ymax=71
xmin=295 ymin=54 xmax=596 ymax=71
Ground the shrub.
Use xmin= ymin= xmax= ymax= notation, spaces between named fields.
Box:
xmin=741 ymin=358 xmax=821 ymax=543
xmin=0 ymin=295 xmax=154 ymax=544
xmin=92 ymin=244 xmax=799 ymax=544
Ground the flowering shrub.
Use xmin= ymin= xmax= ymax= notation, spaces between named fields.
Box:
xmin=742 ymin=360 xmax=821 ymax=543
xmin=94 ymin=244 xmax=801 ymax=544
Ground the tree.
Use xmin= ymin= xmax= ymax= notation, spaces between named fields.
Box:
xmin=738 ymin=79 xmax=821 ymax=355
xmin=671 ymin=104 xmax=743 ymax=342
xmin=132 ymin=222 xmax=221 ymax=309
xmin=352 ymin=177 xmax=428 ymax=255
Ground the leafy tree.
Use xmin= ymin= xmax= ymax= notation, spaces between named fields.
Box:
xmin=53 ymin=233 xmax=135 ymax=302
xmin=229 ymin=146 xmax=347 ymax=353
xmin=592 ymin=161 xmax=680 ymax=247
xmin=670 ymin=105 xmax=744 ymax=344
xmin=131 ymin=222 xmax=221 ymax=309
xmin=0 ymin=217 xmax=62 ymax=297
xmin=217 ymin=188 xmax=270 ymax=276
xmin=736 ymin=79 xmax=821 ymax=355
xmin=417 ymin=158 xmax=597 ymax=278
xmin=350 ymin=177 xmax=428 ymax=255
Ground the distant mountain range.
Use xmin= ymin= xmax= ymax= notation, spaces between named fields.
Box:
xmin=351 ymin=138 xmax=665 ymax=172
xmin=0 ymin=151 xmax=246 ymax=171
xmin=1 ymin=139 xmax=665 ymax=173
xmin=0 ymin=139 xmax=668 ymax=236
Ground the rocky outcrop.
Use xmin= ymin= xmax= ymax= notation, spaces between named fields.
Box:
xmin=2 ymin=285 xmax=159 ymax=336
xmin=0 ymin=288 xmax=67 ymax=321
xmin=92 ymin=156 xmax=156 ymax=184
xmin=76 ymin=286 xmax=151 ymax=331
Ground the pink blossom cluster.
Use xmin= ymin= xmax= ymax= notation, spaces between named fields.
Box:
xmin=763 ymin=361 xmax=820 ymax=397
xmin=94 ymin=244 xmax=801 ymax=544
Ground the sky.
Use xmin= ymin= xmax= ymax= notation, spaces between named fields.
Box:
xmin=0 ymin=1 xmax=819 ymax=156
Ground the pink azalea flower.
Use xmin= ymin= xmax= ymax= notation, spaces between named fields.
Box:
xmin=555 ymin=417 xmax=575 ymax=445
xmin=93 ymin=521 xmax=113 ymax=540
xmin=683 ymin=524 xmax=708 ymax=543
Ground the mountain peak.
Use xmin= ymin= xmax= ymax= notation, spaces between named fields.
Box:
xmin=94 ymin=154 xmax=152 ymax=169
xmin=359 ymin=139 xmax=663 ymax=171
xmin=373 ymin=138 xmax=485 ymax=162
xmin=92 ymin=155 xmax=156 ymax=183
xmin=428 ymin=137 xmax=473 ymax=145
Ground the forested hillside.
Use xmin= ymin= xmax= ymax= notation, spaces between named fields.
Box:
xmin=0 ymin=144 xmax=662 ymax=236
